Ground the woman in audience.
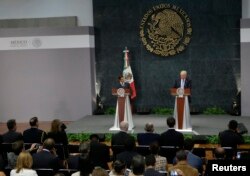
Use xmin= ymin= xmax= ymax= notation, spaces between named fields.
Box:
xmin=149 ymin=142 xmax=167 ymax=171
xmin=10 ymin=151 xmax=37 ymax=176
xmin=47 ymin=119 xmax=69 ymax=160
xmin=109 ymin=160 xmax=126 ymax=176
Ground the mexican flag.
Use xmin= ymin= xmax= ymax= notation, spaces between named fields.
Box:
xmin=123 ymin=47 xmax=136 ymax=99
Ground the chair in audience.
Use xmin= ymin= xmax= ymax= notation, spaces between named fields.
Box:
xmin=222 ymin=146 xmax=235 ymax=159
xmin=58 ymin=169 xmax=78 ymax=176
xmin=136 ymin=145 xmax=151 ymax=156
xmin=35 ymin=168 xmax=54 ymax=176
xmin=111 ymin=145 xmax=125 ymax=160
xmin=160 ymin=146 xmax=179 ymax=164
xmin=67 ymin=144 xmax=80 ymax=154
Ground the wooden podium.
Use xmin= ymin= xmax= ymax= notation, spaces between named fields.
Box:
xmin=110 ymin=88 xmax=134 ymax=131
xmin=170 ymin=88 xmax=191 ymax=129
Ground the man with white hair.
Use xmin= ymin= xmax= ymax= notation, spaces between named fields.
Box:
xmin=111 ymin=121 xmax=130 ymax=146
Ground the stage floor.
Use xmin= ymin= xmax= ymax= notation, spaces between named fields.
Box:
xmin=66 ymin=114 xmax=250 ymax=135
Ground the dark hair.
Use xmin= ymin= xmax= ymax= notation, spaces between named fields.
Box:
xmin=228 ymin=120 xmax=238 ymax=131
xmin=54 ymin=173 xmax=65 ymax=176
xmin=113 ymin=160 xmax=126 ymax=174
xmin=43 ymin=138 xmax=55 ymax=151
xmin=167 ymin=117 xmax=175 ymax=128
xmin=29 ymin=117 xmax=38 ymax=127
xmin=176 ymin=150 xmax=187 ymax=161
xmin=12 ymin=140 xmax=24 ymax=155
xmin=144 ymin=123 xmax=154 ymax=132
xmin=131 ymin=155 xmax=145 ymax=175
xmin=145 ymin=154 xmax=156 ymax=167
xmin=89 ymin=134 xmax=99 ymax=141
xmin=118 ymin=75 xmax=123 ymax=81
xmin=78 ymin=142 xmax=92 ymax=176
xmin=184 ymin=138 xmax=194 ymax=151
xmin=7 ymin=119 xmax=16 ymax=130
xmin=124 ymin=136 xmax=136 ymax=151
xmin=150 ymin=142 xmax=160 ymax=155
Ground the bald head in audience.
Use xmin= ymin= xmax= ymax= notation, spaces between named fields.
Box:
xmin=120 ymin=121 xmax=128 ymax=132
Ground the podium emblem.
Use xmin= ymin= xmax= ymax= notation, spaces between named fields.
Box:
xmin=117 ymin=88 xmax=125 ymax=97
xmin=176 ymin=88 xmax=184 ymax=97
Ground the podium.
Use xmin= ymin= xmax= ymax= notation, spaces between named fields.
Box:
xmin=170 ymin=88 xmax=192 ymax=130
xmin=109 ymin=88 xmax=134 ymax=131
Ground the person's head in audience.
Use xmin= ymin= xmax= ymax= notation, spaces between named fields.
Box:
xmin=54 ymin=173 xmax=65 ymax=176
xmin=228 ymin=120 xmax=238 ymax=132
xmin=214 ymin=147 xmax=225 ymax=159
xmin=43 ymin=138 xmax=55 ymax=152
xmin=124 ymin=137 xmax=136 ymax=151
xmin=0 ymin=171 xmax=6 ymax=176
xmin=12 ymin=140 xmax=24 ymax=155
xmin=90 ymin=134 xmax=100 ymax=142
xmin=167 ymin=117 xmax=175 ymax=128
xmin=131 ymin=155 xmax=145 ymax=175
xmin=144 ymin=123 xmax=154 ymax=133
xmin=176 ymin=150 xmax=187 ymax=163
xmin=51 ymin=119 xmax=62 ymax=133
xmin=112 ymin=160 xmax=126 ymax=175
xmin=145 ymin=154 xmax=156 ymax=168
xmin=120 ymin=121 xmax=129 ymax=132
xmin=180 ymin=70 xmax=187 ymax=80
xmin=149 ymin=142 xmax=160 ymax=155
xmin=92 ymin=167 xmax=108 ymax=176
xmin=79 ymin=142 xmax=92 ymax=176
xmin=7 ymin=119 xmax=17 ymax=131
xmin=29 ymin=117 xmax=39 ymax=128
xmin=184 ymin=138 xmax=194 ymax=151
xmin=15 ymin=151 xmax=33 ymax=173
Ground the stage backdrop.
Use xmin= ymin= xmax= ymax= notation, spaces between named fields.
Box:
xmin=93 ymin=0 xmax=241 ymax=112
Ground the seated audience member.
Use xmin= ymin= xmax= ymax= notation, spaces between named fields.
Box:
xmin=149 ymin=142 xmax=167 ymax=171
xmin=54 ymin=173 xmax=65 ymax=176
xmin=213 ymin=147 xmax=225 ymax=160
xmin=3 ymin=119 xmax=22 ymax=143
xmin=109 ymin=160 xmax=126 ymax=176
xmin=23 ymin=117 xmax=46 ymax=144
xmin=160 ymin=117 xmax=184 ymax=148
xmin=144 ymin=154 xmax=162 ymax=176
xmin=10 ymin=151 xmax=37 ymax=176
xmin=173 ymin=139 xmax=203 ymax=173
xmin=46 ymin=119 xmax=69 ymax=159
xmin=137 ymin=123 xmax=160 ymax=145
xmin=32 ymin=138 xmax=60 ymax=171
xmin=219 ymin=120 xmax=244 ymax=149
xmin=92 ymin=167 xmax=109 ymax=176
xmin=71 ymin=142 xmax=93 ymax=176
xmin=89 ymin=134 xmax=110 ymax=170
xmin=129 ymin=155 xmax=145 ymax=176
xmin=116 ymin=137 xmax=139 ymax=168
xmin=169 ymin=150 xmax=198 ymax=176
xmin=111 ymin=121 xmax=131 ymax=146
xmin=0 ymin=172 xmax=5 ymax=176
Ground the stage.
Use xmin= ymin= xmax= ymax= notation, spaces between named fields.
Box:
xmin=66 ymin=114 xmax=250 ymax=135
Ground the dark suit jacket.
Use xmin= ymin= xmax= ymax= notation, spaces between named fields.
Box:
xmin=89 ymin=141 xmax=110 ymax=169
xmin=219 ymin=129 xmax=244 ymax=149
xmin=137 ymin=133 xmax=160 ymax=145
xmin=2 ymin=130 xmax=23 ymax=143
xmin=116 ymin=82 xmax=130 ymax=89
xmin=116 ymin=151 xmax=139 ymax=169
xmin=173 ymin=78 xmax=192 ymax=89
xmin=160 ymin=129 xmax=184 ymax=148
xmin=111 ymin=131 xmax=131 ymax=146
xmin=23 ymin=127 xmax=45 ymax=144
xmin=32 ymin=150 xmax=60 ymax=171
xmin=144 ymin=168 xmax=163 ymax=176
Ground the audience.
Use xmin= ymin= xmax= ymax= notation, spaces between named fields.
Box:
xmin=109 ymin=160 xmax=126 ymax=176
xmin=23 ymin=117 xmax=46 ymax=144
xmin=129 ymin=155 xmax=145 ymax=176
xmin=213 ymin=147 xmax=225 ymax=160
xmin=173 ymin=139 xmax=203 ymax=173
xmin=46 ymin=119 xmax=69 ymax=159
xmin=89 ymin=134 xmax=110 ymax=170
xmin=169 ymin=150 xmax=198 ymax=176
xmin=137 ymin=123 xmax=160 ymax=145
xmin=149 ymin=142 xmax=167 ymax=171
xmin=2 ymin=119 xmax=23 ymax=143
xmin=92 ymin=167 xmax=108 ymax=176
xmin=10 ymin=151 xmax=37 ymax=176
xmin=32 ymin=138 xmax=61 ymax=171
xmin=160 ymin=117 xmax=184 ymax=148
xmin=116 ymin=137 xmax=139 ymax=169
xmin=111 ymin=121 xmax=131 ymax=146
xmin=219 ymin=120 xmax=244 ymax=149
xmin=0 ymin=172 xmax=5 ymax=176
xmin=144 ymin=154 xmax=162 ymax=176
xmin=7 ymin=140 xmax=24 ymax=169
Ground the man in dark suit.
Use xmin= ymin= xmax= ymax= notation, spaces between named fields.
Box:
xmin=111 ymin=121 xmax=131 ymax=146
xmin=23 ymin=117 xmax=46 ymax=144
xmin=219 ymin=120 xmax=244 ymax=149
xmin=32 ymin=138 xmax=61 ymax=171
xmin=116 ymin=136 xmax=139 ymax=168
xmin=116 ymin=75 xmax=130 ymax=89
xmin=89 ymin=134 xmax=110 ymax=169
xmin=137 ymin=123 xmax=160 ymax=145
xmin=160 ymin=117 xmax=184 ymax=148
xmin=2 ymin=119 xmax=23 ymax=143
